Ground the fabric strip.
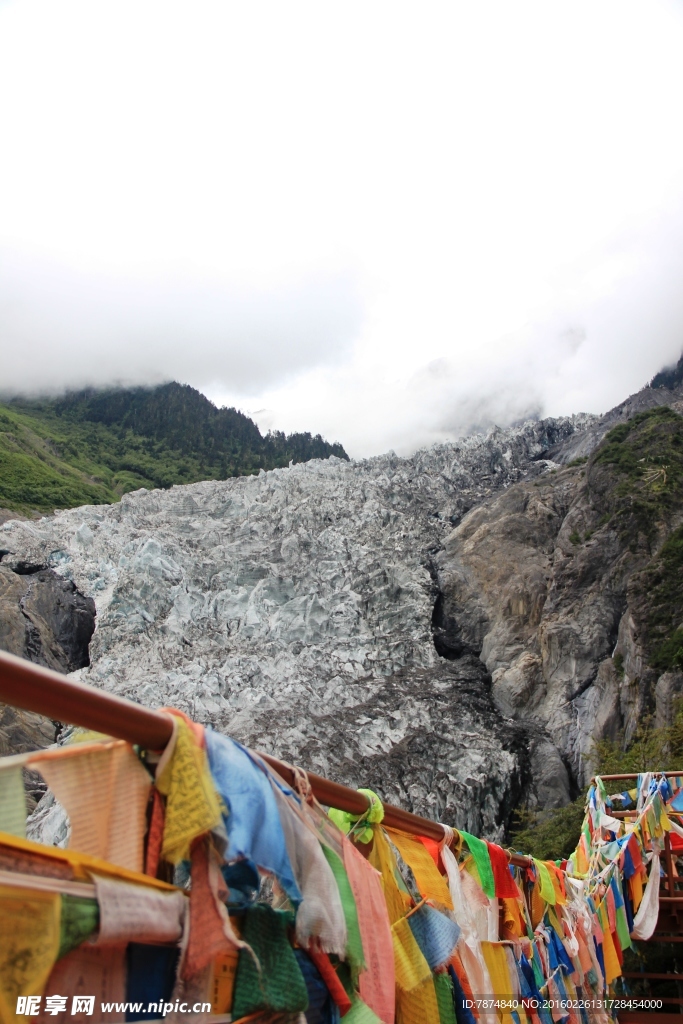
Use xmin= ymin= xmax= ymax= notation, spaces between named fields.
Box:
xmin=368 ymin=827 xmax=410 ymax=927
xmin=155 ymin=717 xmax=222 ymax=865
xmin=35 ymin=943 xmax=127 ymax=1023
xmin=0 ymin=868 xmax=94 ymax=899
xmin=92 ymin=874 xmax=186 ymax=946
xmin=183 ymin=838 xmax=239 ymax=979
xmin=33 ymin=741 xmax=151 ymax=872
xmin=205 ymin=730 xmax=302 ymax=905
xmin=386 ymin=829 xmax=453 ymax=908
xmin=308 ymin=947 xmax=353 ymax=1015
xmin=231 ymin=904 xmax=309 ymax=1018
xmin=407 ymin=902 xmax=460 ymax=970
xmin=631 ymin=852 xmax=661 ymax=940
xmin=486 ymin=842 xmax=520 ymax=899
xmin=0 ymin=830 xmax=180 ymax=891
xmin=391 ymin=916 xmax=432 ymax=992
xmin=320 ymin=842 xmax=365 ymax=980
xmin=0 ymin=763 xmax=27 ymax=839
xmin=270 ymin=782 xmax=347 ymax=957
xmin=343 ymin=835 xmax=395 ymax=1024
xmin=58 ymin=895 xmax=99 ymax=960
xmin=460 ymin=831 xmax=495 ymax=900
xmin=0 ymin=884 xmax=60 ymax=1022
xmin=145 ymin=787 xmax=165 ymax=878
xmin=533 ymin=860 xmax=556 ymax=907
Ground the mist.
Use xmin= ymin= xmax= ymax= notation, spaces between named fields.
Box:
xmin=0 ymin=248 xmax=362 ymax=397
xmin=2 ymin=0 xmax=683 ymax=456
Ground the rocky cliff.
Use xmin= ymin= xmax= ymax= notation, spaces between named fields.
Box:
xmin=2 ymin=378 xmax=683 ymax=837
xmin=0 ymin=561 xmax=95 ymax=809
xmin=435 ymin=385 xmax=683 ymax=809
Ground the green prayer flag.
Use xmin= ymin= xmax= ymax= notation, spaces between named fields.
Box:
xmin=613 ymin=876 xmax=632 ymax=953
xmin=615 ymin=903 xmax=631 ymax=952
xmin=0 ymin=764 xmax=27 ymax=838
xmin=434 ymin=971 xmax=457 ymax=1024
xmin=460 ymin=831 xmax=495 ymax=899
xmin=337 ymin=958 xmax=383 ymax=1023
xmin=533 ymin=859 xmax=556 ymax=906
xmin=232 ymin=904 xmax=308 ymax=1018
xmin=321 ymin=843 xmax=365 ymax=981
xmin=344 ymin=995 xmax=384 ymax=1024
xmin=531 ymin=945 xmax=545 ymax=991
xmin=58 ymin=896 xmax=100 ymax=959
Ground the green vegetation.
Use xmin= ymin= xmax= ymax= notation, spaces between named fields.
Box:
xmin=594 ymin=703 xmax=683 ymax=775
xmin=654 ymin=628 xmax=683 ymax=672
xmin=588 ymin=406 xmax=683 ymax=671
xmin=0 ymin=383 xmax=348 ymax=516
xmin=638 ymin=525 xmax=683 ymax=672
xmin=510 ymin=797 xmax=586 ymax=861
xmin=592 ymin=406 xmax=683 ymax=544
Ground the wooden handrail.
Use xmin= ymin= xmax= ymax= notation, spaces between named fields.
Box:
xmin=0 ymin=649 xmax=533 ymax=865
xmin=593 ymin=772 xmax=683 ymax=782
xmin=0 ymin=649 xmax=174 ymax=749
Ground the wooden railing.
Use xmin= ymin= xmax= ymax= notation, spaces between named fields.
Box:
xmin=598 ymin=773 xmax=683 ymax=1022
xmin=3 ymin=649 xmax=681 ymax=1019
xmin=0 ymin=649 xmax=533 ymax=862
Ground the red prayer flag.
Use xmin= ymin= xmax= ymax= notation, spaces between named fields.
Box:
xmin=486 ymin=841 xmax=521 ymax=899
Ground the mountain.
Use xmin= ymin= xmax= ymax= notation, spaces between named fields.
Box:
xmin=436 ymin=403 xmax=683 ymax=806
xmin=650 ymin=351 xmax=683 ymax=391
xmin=1 ymin=413 xmax=589 ymax=837
xmin=0 ymin=382 xmax=348 ymax=518
xmin=1 ymin=365 xmax=683 ymax=841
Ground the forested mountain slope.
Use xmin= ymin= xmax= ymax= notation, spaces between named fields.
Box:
xmin=0 ymin=383 xmax=348 ymax=517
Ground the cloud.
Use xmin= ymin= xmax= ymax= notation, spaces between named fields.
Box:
xmin=0 ymin=248 xmax=363 ymax=396
xmin=2 ymin=0 xmax=683 ymax=455
xmin=217 ymin=189 xmax=683 ymax=458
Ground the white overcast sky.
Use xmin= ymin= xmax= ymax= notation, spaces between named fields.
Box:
xmin=2 ymin=0 xmax=683 ymax=457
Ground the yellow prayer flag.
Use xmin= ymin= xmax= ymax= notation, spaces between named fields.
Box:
xmin=481 ymin=941 xmax=518 ymax=1024
xmin=156 ymin=718 xmax=223 ymax=864
xmin=575 ymin=833 xmax=589 ymax=875
xmin=598 ymin=901 xmax=621 ymax=986
xmin=391 ymin=916 xmax=432 ymax=992
xmin=396 ymin=977 xmax=441 ymax=1024
xmin=0 ymin=885 xmax=60 ymax=1023
xmin=368 ymin=828 xmax=411 ymax=926
xmin=385 ymin=829 xmax=453 ymax=909
xmin=533 ymin=859 xmax=556 ymax=906
xmin=629 ymin=871 xmax=644 ymax=913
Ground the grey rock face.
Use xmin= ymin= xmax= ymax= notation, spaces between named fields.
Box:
xmin=435 ymin=404 xmax=683 ymax=798
xmin=0 ymin=563 xmax=96 ymax=761
xmin=0 ymin=564 xmax=96 ymax=673
xmin=26 ymin=790 xmax=70 ymax=847
xmin=0 ymin=417 xmax=587 ymax=836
